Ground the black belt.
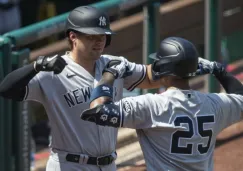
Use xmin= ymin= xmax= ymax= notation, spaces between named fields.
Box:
xmin=65 ymin=152 xmax=117 ymax=166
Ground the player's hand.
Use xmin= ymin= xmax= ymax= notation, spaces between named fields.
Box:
xmin=196 ymin=57 xmax=214 ymax=75
xmin=102 ymin=60 xmax=133 ymax=79
xmin=196 ymin=57 xmax=225 ymax=76
xmin=34 ymin=55 xmax=67 ymax=74
xmin=80 ymin=104 xmax=121 ymax=128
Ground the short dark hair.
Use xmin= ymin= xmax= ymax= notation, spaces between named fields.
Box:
xmin=66 ymin=30 xmax=81 ymax=50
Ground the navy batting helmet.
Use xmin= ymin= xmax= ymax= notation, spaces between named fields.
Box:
xmin=149 ymin=37 xmax=199 ymax=80
xmin=65 ymin=6 xmax=115 ymax=47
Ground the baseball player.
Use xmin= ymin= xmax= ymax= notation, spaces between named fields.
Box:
xmin=0 ymin=6 xmax=161 ymax=171
xmin=81 ymin=37 xmax=243 ymax=171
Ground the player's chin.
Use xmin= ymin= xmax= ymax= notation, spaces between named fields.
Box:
xmin=90 ymin=50 xmax=103 ymax=60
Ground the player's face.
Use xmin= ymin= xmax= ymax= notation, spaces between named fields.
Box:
xmin=75 ymin=33 xmax=106 ymax=60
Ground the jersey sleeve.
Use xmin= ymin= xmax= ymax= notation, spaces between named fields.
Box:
xmin=117 ymin=94 xmax=168 ymax=129
xmin=24 ymin=72 xmax=48 ymax=103
xmin=121 ymin=57 xmax=146 ymax=91
xmin=209 ymin=93 xmax=243 ymax=133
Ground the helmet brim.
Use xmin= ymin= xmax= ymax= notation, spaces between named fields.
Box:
xmin=72 ymin=27 xmax=115 ymax=35
xmin=148 ymin=53 xmax=159 ymax=60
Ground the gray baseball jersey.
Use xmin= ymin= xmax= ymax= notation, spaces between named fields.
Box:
xmin=25 ymin=52 xmax=146 ymax=157
xmin=116 ymin=89 xmax=243 ymax=171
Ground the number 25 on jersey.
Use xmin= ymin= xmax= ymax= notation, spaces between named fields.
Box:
xmin=171 ymin=115 xmax=215 ymax=155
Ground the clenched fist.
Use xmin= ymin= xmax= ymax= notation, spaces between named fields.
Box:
xmin=196 ymin=57 xmax=225 ymax=76
xmin=34 ymin=55 xmax=67 ymax=74
xmin=102 ymin=60 xmax=133 ymax=79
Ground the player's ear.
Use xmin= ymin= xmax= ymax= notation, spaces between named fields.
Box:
xmin=69 ymin=31 xmax=77 ymax=41
xmin=69 ymin=31 xmax=79 ymax=48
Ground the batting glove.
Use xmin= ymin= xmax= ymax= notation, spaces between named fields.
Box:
xmin=81 ymin=104 xmax=121 ymax=128
xmin=34 ymin=55 xmax=67 ymax=74
xmin=102 ymin=60 xmax=133 ymax=79
xmin=196 ymin=57 xmax=225 ymax=76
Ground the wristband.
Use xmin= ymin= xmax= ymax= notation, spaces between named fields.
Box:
xmin=89 ymin=84 xmax=113 ymax=103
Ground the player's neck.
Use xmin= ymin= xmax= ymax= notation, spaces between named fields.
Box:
xmin=166 ymin=81 xmax=190 ymax=90
xmin=69 ymin=51 xmax=96 ymax=76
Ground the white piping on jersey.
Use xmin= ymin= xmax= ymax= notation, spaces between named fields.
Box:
xmin=119 ymin=102 xmax=123 ymax=127
xmin=24 ymin=86 xmax=29 ymax=100
xmin=127 ymin=65 xmax=146 ymax=91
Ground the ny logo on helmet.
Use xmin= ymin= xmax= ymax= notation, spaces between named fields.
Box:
xmin=99 ymin=16 xmax=106 ymax=26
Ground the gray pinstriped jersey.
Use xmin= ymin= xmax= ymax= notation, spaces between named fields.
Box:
xmin=25 ymin=53 xmax=146 ymax=156
xmin=117 ymin=89 xmax=243 ymax=171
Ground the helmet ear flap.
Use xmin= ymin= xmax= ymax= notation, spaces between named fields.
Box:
xmin=105 ymin=35 xmax=111 ymax=48
xmin=152 ymin=60 xmax=161 ymax=72
xmin=151 ymin=59 xmax=177 ymax=80
xmin=151 ymin=60 xmax=165 ymax=80
xmin=153 ymin=60 xmax=169 ymax=72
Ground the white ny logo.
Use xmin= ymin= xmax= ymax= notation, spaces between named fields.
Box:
xmin=99 ymin=16 xmax=106 ymax=26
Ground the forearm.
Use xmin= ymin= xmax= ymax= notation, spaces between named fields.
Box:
xmin=214 ymin=69 xmax=243 ymax=95
xmin=0 ymin=63 xmax=38 ymax=100
xmin=97 ymin=72 xmax=116 ymax=86
xmin=90 ymin=72 xmax=116 ymax=108
xmin=82 ymin=72 xmax=122 ymax=127
xmin=137 ymin=65 xmax=161 ymax=89
xmin=90 ymin=96 xmax=113 ymax=108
